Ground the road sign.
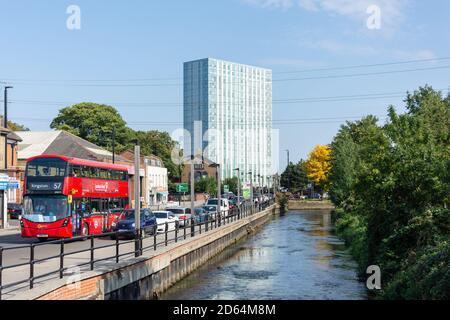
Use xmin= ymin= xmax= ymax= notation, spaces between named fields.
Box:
xmin=242 ymin=183 xmax=251 ymax=200
xmin=224 ymin=185 xmax=229 ymax=193
xmin=176 ymin=183 xmax=189 ymax=193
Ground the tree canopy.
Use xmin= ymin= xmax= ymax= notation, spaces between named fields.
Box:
xmin=280 ymin=160 xmax=308 ymax=193
xmin=305 ymin=144 xmax=332 ymax=192
xmin=50 ymin=103 xmax=134 ymax=153
xmin=50 ymin=103 xmax=181 ymax=182
xmin=8 ymin=120 xmax=30 ymax=131
xmin=329 ymin=86 xmax=450 ymax=299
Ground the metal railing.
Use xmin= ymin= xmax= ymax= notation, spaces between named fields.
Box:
xmin=0 ymin=199 xmax=274 ymax=300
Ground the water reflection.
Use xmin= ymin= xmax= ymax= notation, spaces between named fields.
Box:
xmin=161 ymin=210 xmax=367 ymax=300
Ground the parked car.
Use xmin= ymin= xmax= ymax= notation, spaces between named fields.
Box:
xmin=7 ymin=203 xmax=23 ymax=219
xmin=154 ymin=211 xmax=179 ymax=233
xmin=222 ymin=193 xmax=235 ymax=201
xmin=193 ymin=207 xmax=209 ymax=223
xmin=112 ymin=209 xmax=156 ymax=239
xmin=235 ymin=196 xmax=245 ymax=206
xmin=165 ymin=207 xmax=192 ymax=226
xmin=229 ymin=198 xmax=237 ymax=210
xmin=205 ymin=198 xmax=230 ymax=217
xmin=202 ymin=205 xmax=218 ymax=220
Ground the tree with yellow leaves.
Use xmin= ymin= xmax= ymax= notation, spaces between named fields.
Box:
xmin=305 ymin=144 xmax=332 ymax=192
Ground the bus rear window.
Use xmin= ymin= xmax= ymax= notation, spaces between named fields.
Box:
xmin=27 ymin=158 xmax=67 ymax=177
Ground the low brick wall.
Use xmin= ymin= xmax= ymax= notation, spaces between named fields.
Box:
xmin=288 ymin=200 xmax=335 ymax=210
xmin=31 ymin=205 xmax=276 ymax=300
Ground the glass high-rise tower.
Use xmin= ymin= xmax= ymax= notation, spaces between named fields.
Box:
xmin=184 ymin=58 xmax=272 ymax=184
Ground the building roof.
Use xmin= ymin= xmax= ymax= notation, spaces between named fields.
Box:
xmin=15 ymin=130 xmax=129 ymax=163
xmin=7 ymin=131 xmax=23 ymax=142
xmin=120 ymin=150 xmax=166 ymax=168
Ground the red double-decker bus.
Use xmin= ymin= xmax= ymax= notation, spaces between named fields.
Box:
xmin=20 ymin=155 xmax=130 ymax=241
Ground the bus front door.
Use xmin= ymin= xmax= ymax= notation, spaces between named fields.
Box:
xmin=71 ymin=201 xmax=85 ymax=236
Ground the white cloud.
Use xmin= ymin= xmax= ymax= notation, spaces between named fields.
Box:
xmin=300 ymin=38 xmax=436 ymax=61
xmin=243 ymin=0 xmax=294 ymax=9
xmin=243 ymin=0 xmax=409 ymax=29
xmin=298 ymin=0 xmax=319 ymax=11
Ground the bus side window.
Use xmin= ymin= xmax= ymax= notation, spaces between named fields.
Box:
xmin=72 ymin=165 xmax=82 ymax=177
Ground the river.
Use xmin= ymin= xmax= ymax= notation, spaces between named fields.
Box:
xmin=161 ymin=210 xmax=368 ymax=300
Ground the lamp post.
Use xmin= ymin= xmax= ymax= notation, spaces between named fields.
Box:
xmin=209 ymin=163 xmax=221 ymax=223
xmin=133 ymin=140 xmax=141 ymax=257
xmin=233 ymin=168 xmax=240 ymax=212
xmin=112 ymin=126 xmax=116 ymax=164
xmin=4 ymin=86 xmax=12 ymax=172
xmin=285 ymin=149 xmax=290 ymax=191
xmin=248 ymin=171 xmax=253 ymax=213
xmin=190 ymin=155 xmax=195 ymax=220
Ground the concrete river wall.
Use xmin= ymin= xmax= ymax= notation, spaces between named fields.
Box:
xmin=32 ymin=205 xmax=277 ymax=300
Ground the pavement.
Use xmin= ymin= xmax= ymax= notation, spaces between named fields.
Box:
xmin=0 ymin=213 xmax=242 ymax=300
xmin=0 ymin=219 xmax=21 ymax=236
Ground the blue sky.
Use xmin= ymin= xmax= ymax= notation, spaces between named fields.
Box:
xmin=1 ymin=0 xmax=449 ymax=169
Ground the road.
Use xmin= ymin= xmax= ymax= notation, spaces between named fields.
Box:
xmin=0 ymin=213 xmax=244 ymax=300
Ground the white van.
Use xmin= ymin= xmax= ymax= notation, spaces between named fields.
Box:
xmin=205 ymin=198 xmax=230 ymax=217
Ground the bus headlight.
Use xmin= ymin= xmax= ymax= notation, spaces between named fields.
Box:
xmin=20 ymin=219 xmax=24 ymax=228
xmin=62 ymin=219 xmax=69 ymax=227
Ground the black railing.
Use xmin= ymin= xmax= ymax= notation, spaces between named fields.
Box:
xmin=0 ymin=199 xmax=274 ymax=300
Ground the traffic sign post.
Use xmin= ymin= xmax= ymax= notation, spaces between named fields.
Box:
xmin=176 ymin=183 xmax=189 ymax=193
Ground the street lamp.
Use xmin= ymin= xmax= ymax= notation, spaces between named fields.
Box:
xmin=233 ymin=168 xmax=240 ymax=212
xmin=285 ymin=149 xmax=290 ymax=191
xmin=247 ymin=171 xmax=253 ymax=212
xmin=4 ymin=86 xmax=12 ymax=173
xmin=4 ymin=86 xmax=13 ymax=129
xmin=132 ymin=139 xmax=141 ymax=257
xmin=209 ymin=163 xmax=221 ymax=223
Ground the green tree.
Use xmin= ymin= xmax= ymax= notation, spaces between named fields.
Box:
xmin=8 ymin=121 xmax=30 ymax=131
xmin=50 ymin=103 xmax=134 ymax=152
xmin=195 ymin=176 xmax=217 ymax=195
xmin=329 ymin=86 xmax=450 ymax=299
xmin=222 ymin=177 xmax=239 ymax=194
xmin=134 ymin=130 xmax=182 ymax=182
xmin=280 ymin=160 xmax=308 ymax=193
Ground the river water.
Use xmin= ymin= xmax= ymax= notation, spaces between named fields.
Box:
xmin=161 ymin=210 xmax=368 ymax=300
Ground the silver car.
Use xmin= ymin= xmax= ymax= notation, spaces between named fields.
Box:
xmin=165 ymin=207 xmax=192 ymax=226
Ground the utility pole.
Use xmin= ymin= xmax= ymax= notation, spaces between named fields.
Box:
xmin=234 ymin=168 xmax=240 ymax=212
xmin=112 ymin=126 xmax=116 ymax=164
xmin=134 ymin=140 xmax=141 ymax=257
xmin=190 ymin=155 xmax=195 ymax=218
xmin=273 ymin=175 xmax=276 ymax=195
xmin=285 ymin=149 xmax=290 ymax=191
xmin=217 ymin=164 xmax=221 ymax=222
xmin=248 ymin=171 xmax=253 ymax=213
xmin=4 ymin=86 xmax=12 ymax=172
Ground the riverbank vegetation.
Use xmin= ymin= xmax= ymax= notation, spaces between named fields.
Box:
xmin=329 ymin=86 xmax=449 ymax=299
